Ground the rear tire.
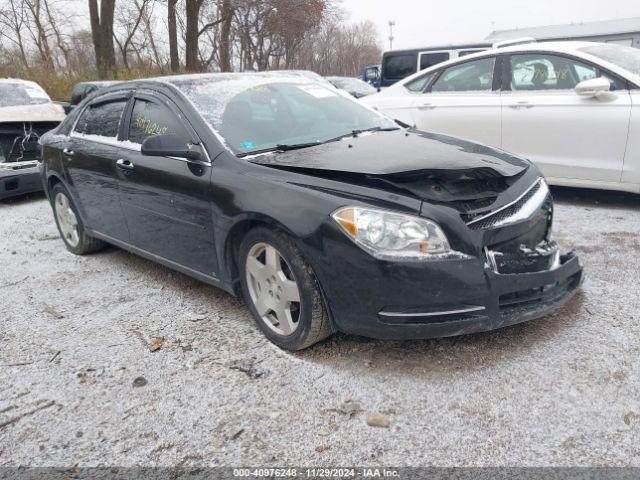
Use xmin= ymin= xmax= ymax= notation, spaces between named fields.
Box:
xmin=50 ymin=183 xmax=105 ymax=255
xmin=238 ymin=227 xmax=332 ymax=350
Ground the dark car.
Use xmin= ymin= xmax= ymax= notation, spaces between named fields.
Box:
xmin=58 ymin=81 xmax=121 ymax=114
xmin=326 ymin=76 xmax=377 ymax=98
xmin=39 ymin=72 xmax=582 ymax=350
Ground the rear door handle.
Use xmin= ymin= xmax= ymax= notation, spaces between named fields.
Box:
xmin=116 ymin=158 xmax=134 ymax=171
xmin=417 ymin=103 xmax=436 ymax=110
xmin=62 ymin=148 xmax=74 ymax=157
xmin=509 ymin=101 xmax=534 ymax=109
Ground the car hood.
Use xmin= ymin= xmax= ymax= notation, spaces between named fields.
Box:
xmin=248 ymin=129 xmax=528 ymax=178
xmin=0 ymin=103 xmax=65 ymax=123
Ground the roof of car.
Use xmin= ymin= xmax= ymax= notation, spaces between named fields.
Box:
xmin=486 ymin=17 xmax=640 ymax=41
xmin=382 ymin=42 xmax=492 ymax=56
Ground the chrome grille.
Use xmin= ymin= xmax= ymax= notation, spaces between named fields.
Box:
xmin=467 ymin=179 xmax=549 ymax=230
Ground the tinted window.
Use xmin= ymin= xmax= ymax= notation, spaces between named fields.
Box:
xmin=419 ymin=52 xmax=450 ymax=70
xmin=383 ymin=54 xmax=417 ymax=79
xmin=74 ymin=100 xmax=127 ymax=137
xmin=510 ymin=54 xmax=622 ymax=91
xmin=431 ymin=57 xmax=496 ymax=92
xmin=128 ymin=99 xmax=190 ymax=145
xmin=405 ymin=72 xmax=437 ymax=92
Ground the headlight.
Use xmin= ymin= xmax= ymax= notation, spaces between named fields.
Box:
xmin=331 ymin=206 xmax=454 ymax=261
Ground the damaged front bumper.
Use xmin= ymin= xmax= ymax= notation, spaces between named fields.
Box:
xmin=0 ymin=161 xmax=42 ymax=200
xmin=313 ymin=222 xmax=583 ymax=340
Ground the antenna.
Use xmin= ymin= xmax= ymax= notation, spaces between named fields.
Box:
xmin=388 ymin=20 xmax=396 ymax=50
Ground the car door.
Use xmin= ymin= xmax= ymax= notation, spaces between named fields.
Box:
xmin=410 ymin=56 xmax=502 ymax=147
xmin=66 ymin=94 xmax=131 ymax=241
xmin=116 ymin=92 xmax=218 ymax=277
xmin=501 ymin=52 xmax=631 ymax=182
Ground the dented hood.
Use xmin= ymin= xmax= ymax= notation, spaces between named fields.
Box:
xmin=248 ymin=129 xmax=529 ymax=178
xmin=0 ymin=103 xmax=65 ymax=123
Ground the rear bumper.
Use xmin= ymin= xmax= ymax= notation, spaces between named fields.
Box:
xmin=311 ymin=223 xmax=583 ymax=340
xmin=0 ymin=165 xmax=43 ymax=200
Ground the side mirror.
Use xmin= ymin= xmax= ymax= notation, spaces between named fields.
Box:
xmin=141 ymin=134 xmax=202 ymax=161
xmin=575 ymin=77 xmax=611 ymax=97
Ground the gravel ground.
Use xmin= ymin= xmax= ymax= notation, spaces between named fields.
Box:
xmin=0 ymin=187 xmax=639 ymax=467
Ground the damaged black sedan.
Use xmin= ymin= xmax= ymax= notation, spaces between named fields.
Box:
xmin=39 ymin=73 xmax=582 ymax=350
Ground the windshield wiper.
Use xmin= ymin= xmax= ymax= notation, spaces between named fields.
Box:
xmin=351 ymin=126 xmax=399 ymax=136
xmin=237 ymin=142 xmax=322 ymax=158
xmin=324 ymin=126 xmax=400 ymax=144
xmin=237 ymin=127 xmax=400 ymax=157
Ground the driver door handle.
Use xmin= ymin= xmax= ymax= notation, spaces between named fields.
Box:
xmin=116 ymin=158 xmax=135 ymax=171
xmin=509 ymin=101 xmax=534 ymax=109
xmin=62 ymin=148 xmax=74 ymax=157
xmin=417 ymin=103 xmax=436 ymax=110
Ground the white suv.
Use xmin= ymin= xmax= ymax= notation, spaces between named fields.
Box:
xmin=361 ymin=40 xmax=640 ymax=194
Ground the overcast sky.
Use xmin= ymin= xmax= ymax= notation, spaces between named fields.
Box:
xmin=341 ymin=0 xmax=640 ymax=50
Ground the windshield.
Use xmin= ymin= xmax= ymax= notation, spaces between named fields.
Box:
xmin=168 ymin=74 xmax=397 ymax=156
xmin=328 ymin=77 xmax=376 ymax=96
xmin=0 ymin=82 xmax=51 ymax=107
xmin=580 ymin=44 xmax=640 ymax=77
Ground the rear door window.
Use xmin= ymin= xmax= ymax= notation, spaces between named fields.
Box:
xmin=127 ymin=99 xmax=190 ymax=145
xmin=419 ymin=52 xmax=450 ymax=70
xmin=74 ymin=99 xmax=127 ymax=138
xmin=431 ymin=57 xmax=496 ymax=92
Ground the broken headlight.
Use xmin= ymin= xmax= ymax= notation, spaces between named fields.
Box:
xmin=331 ymin=206 xmax=453 ymax=260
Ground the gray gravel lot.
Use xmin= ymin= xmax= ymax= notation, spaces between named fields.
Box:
xmin=0 ymin=188 xmax=639 ymax=467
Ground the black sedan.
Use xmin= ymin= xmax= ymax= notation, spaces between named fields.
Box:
xmin=39 ymin=72 xmax=582 ymax=350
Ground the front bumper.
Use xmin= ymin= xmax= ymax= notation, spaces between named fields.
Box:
xmin=0 ymin=163 xmax=43 ymax=200
xmin=311 ymin=224 xmax=583 ymax=340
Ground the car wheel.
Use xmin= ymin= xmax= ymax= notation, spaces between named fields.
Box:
xmin=51 ymin=183 xmax=105 ymax=255
xmin=239 ymin=227 xmax=333 ymax=350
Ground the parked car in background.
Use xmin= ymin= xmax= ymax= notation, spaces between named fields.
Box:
xmin=57 ymin=81 xmax=121 ymax=114
xmin=40 ymin=72 xmax=581 ymax=350
xmin=326 ymin=76 xmax=377 ymax=98
xmin=380 ymin=42 xmax=491 ymax=88
xmin=362 ymin=64 xmax=381 ymax=88
xmin=363 ymin=40 xmax=640 ymax=194
xmin=271 ymin=70 xmax=335 ymax=89
xmin=0 ymin=79 xmax=65 ymax=200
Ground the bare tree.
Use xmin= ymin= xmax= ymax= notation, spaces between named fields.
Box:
xmin=168 ymin=0 xmax=179 ymax=72
xmin=218 ymin=0 xmax=233 ymax=71
xmin=23 ymin=0 xmax=56 ymax=70
xmin=0 ymin=0 xmax=32 ymax=70
xmin=114 ymin=0 xmax=150 ymax=70
xmin=88 ymin=0 xmax=117 ymax=77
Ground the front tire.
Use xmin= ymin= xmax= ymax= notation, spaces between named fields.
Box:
xmin=51 ymin=183 xmax=105 ymax=255
xmin=238 ymin=227 xmax=332 ymax=350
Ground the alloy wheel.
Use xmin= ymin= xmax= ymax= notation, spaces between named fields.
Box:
xmin=54 ymin=192 xmax=80 ymax=248
xmin=245 ymin=242 xmax=302 ymax=336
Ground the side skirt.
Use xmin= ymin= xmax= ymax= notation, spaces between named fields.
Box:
xmin=87 ymin=229 xmax=236 ymax=296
